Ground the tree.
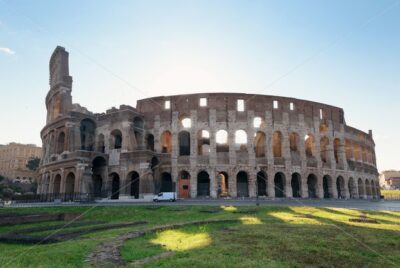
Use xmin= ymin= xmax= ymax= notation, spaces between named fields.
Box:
xmin=26 ymin=157 xmax=40 ymax=171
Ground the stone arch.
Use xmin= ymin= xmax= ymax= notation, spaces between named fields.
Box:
xmin=274 ymin=172 xmax=286 ymax=198
xmin=291 ymin=173 xmax=301 ymax=198
xmin=348 ymin=177 xmax=357 ymax=198
xmin=236 ymin=171 xmax=249 ymax=197
xmin=305 ymin=134 xmax=315 ymax=157
xmin=128 ymin=171 xmax=140 ymax=199
xmin=56 ymin=132 xmax=65 ymax=154
xmin=178 ymin=131 xmax=191 ymax=156
xmin=109 ymin=172 xmax=120 ymax=199
xmin=178 ymin=170 xmax=190 ymax=199
xmin=323 ymin=175 xmax=333 ymax=198
xmin=235 ymin=130 xmax=247 ymax=152
xmin=336 ymin=176 xmax=345 ymax=198
xmin=110 ymin=129 xmax=123 ymax=149
xmin=216 ymin=130 xmax=229 ymax=152
xmin=146 ymin=133 xmax=155 ymax=151
xmin=307 ymin=174 xmax=318 ymax=198
xmin=257 ymin=171 xmax=267 ymax=197
xmin=160 ymin=172 xmax=173 ymax=192
xmin=197 ymin=171 xmax=210 ymax=196
xmin=272 ymin=131 xmax=283 ymax=157
xmin=198 ymin=130 xmax=210 ymax=155
xmin=53 ymin=174 xmax=61 ymax=194
xmin=96 ymin=134 xmax=105 ymax=153
xmin=254 ymin=131 xmax=266 ymax=158
xmin=289 ymin=132 xmax=300 ymax=155
xmin=65 ymin=172 xmax=75 ymax=195
xmin=80 ymin=119 xmax=96 ymax=151
xmin=358 ymin=178 xmax=365 ymax=199
xmin=160 ymin=131 xmax=172 ymax=153
xmin=320 ymin=137 xmax=329 ymax=163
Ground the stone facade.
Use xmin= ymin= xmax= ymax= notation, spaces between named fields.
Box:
xmin=0 ymin=143 xmax=42 ymax=183
xmin=37 ymin=46 xmax=380 ymax=200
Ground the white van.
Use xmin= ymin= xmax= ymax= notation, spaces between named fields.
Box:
xmin=153 ymin=192 xmax=177 ymax=202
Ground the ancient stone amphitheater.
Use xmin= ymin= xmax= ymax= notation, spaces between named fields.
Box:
xmin=37 ymin=46 xmax=380 ymax=201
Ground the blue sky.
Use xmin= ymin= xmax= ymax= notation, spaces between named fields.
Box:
xmin=0 ymin=0 xmax=399 ymax=171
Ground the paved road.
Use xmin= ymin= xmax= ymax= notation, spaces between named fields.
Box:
xmin=6 ymin=199 xmax=400 ymax=212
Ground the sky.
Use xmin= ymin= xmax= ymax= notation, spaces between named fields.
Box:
xmin=0 ymin=0 xmax=399 ymax=171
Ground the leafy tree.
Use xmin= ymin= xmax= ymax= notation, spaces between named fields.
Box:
xmin=26 ymin=157 xmax=40 ymax=171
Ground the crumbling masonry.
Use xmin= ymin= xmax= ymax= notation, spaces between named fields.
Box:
xmin=37 ymin=46 xmax=380 ymax=200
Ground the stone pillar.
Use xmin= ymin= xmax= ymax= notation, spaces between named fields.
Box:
xmin=301 ymin=173 xmax=309 ymax=198
xmin=210 ymin=169 xmax=217 ymax=198
xmin=209 ymin=109 xmax=217 ymax=166
xmin=154 ymin=115 xmax=161 ymax=153
xmin=316 ymin=175 xmax=324 ymax=199
xmin=228 ymin=111 xmax=236 ymax=165
xmin=248 ymin=169 xmax=256 ymax=197
xmin=285 ymin=172 xmax=292 ymax=198
xmin=267 ymin=170 xmax=275 ymax=198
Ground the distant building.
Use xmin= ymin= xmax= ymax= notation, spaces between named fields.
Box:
xmin=0 ymin=143 xmax=42 ymax=183
xmin=380 ymin=170 xmax=400 ymax=190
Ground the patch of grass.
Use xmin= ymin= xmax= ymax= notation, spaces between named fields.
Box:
xmin=0 ymin=206 xmax=399 ymax=267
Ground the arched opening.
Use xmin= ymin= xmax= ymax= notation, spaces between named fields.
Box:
xmin=345 ymin=139 xmax=353 ymax=160
xmin=92 ymin=156 xmax=107 ymax=198
xmin=257 ymin=171 xmax=267 ymax=197
xmin=253 ymin=117 xmax=262 ymax=128
xmin=235 ymin=130 xmax=247 ymax=152
xmin=96 ymin=134 xmax=105 ymax=153
xmin=197 ymin=130 xmax=210 ymax=155
xmin=181 ymin=117 xmax=191 ymax=128
xmin=319 ymin=121 xmax=328 ymax=133
xmin=358 ymin=178 xmax=365 ymax=199
xmin=320 ymin=137 xmax=329 ymax=163
xmin=129 ymin=171 xmax=140 ymax=199
xmin=57 ymin=132 xmax=65 ymax=154
xmin=216 ymin=130 xmax=229 ymax=152
xmin=53 ymin=174 xmax=61 ymax=194
xmin=354 ymin=144 xmax=361 ymax=161
xmin=236 ymin=171 xmax=249 ymax=197
xmin=160 ymin=131 xmax=172 ymax=153
xmin=274 ymin=172 xmax=285 ymax=198
xmin=365 ymin=179 xmax=371 ymax=198
xmin=197 ymin=171 xmax=210 ymax=196
xmin=160 ymin=172 xmax=173 ymax=192
xmin=305 ymin=134 xmax=315 ymax=157
xmin=146 ymin=134 xmax=155 ymax=151
xmin=348 ymin=177 xmax=356 ymax=198
xmin=218 ymin=172 xmax=229 ymax=197
xmin=272 ymin=131 xmax=283 ymax=157
xmin=110 ymin=129 xmax=123 ymax=149
xmin=110 ymin=173 xmax=120 ymax=199
xmin=291 ymin=173 xmax=301 ymax=198
xmin=80 ymin=119 xmax=96 ymax=151
xmin=178 ymin=171 xmax=190 ymax=198
xmin=334 ymin=138 xmax=341 ymax=163
xmin=254 ymin=131 xmax=266 ymax=157
xmin=289 ymin=132 xmax=300 ymax=157
xmin=178 ymin=131 xmax=191 ymax=156
xmin=336 ymin=176 xmax=345 ymax=198
xmin=307 ymin=174 xmax=318 ymax=198
xmin=323 ymin=175 xmax=332 ymax=198
xmin=65 ymin=172 xmax=75 ymax=195
xmin=133 ymin=117 xmax=144 ymax=129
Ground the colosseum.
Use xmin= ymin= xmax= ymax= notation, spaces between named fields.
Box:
xmin=37 ymin=46 xmax=380 ymax=201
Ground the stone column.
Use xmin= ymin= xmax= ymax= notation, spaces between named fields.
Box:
xmin=285 ymin=172 xmax=292 ymax=198
xmin=209 ymin=109 xmax=217 ymax=166
xmin=267 ymin=170 xmax=275 ymax=198
xmin=316 ymin=175 xmax=324 ymax=199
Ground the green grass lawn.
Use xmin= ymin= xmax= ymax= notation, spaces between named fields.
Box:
xmin=0 ymin=205 xmax=399 ymax=267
